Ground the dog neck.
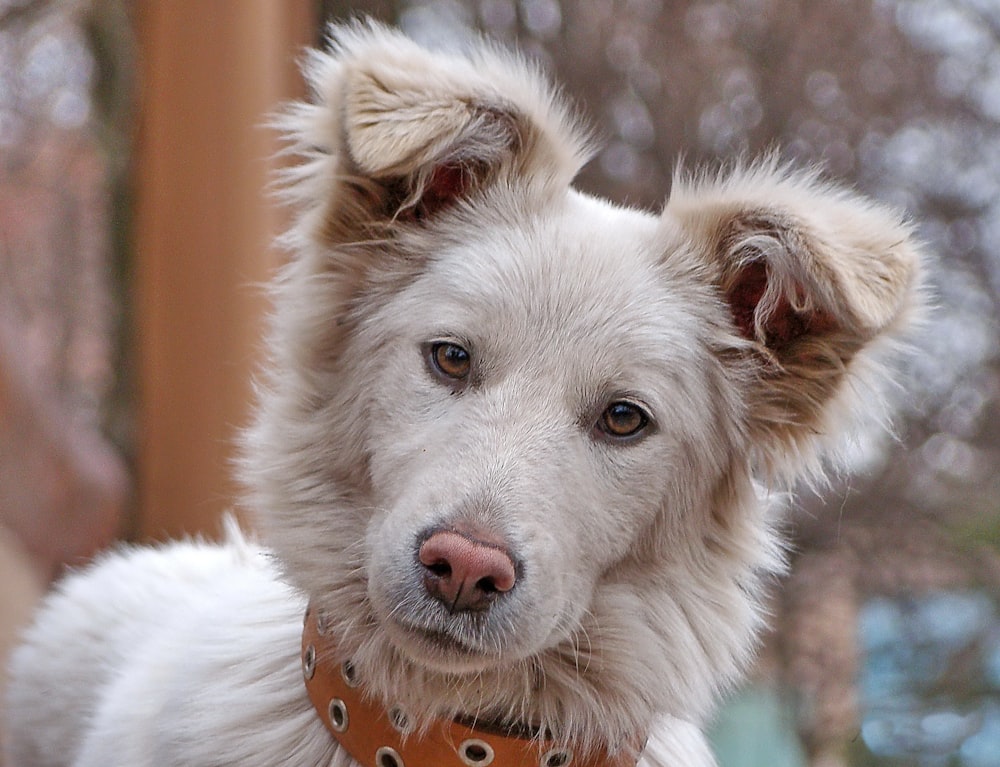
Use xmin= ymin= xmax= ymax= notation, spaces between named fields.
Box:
xmin=301 ymin=604 xmax=642 ymax=767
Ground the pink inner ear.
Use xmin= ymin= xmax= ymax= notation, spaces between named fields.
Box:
xmin=416 ymin=164 xmax=469 ymax=219
xmin=727 ymin=261 xmax=768 ymax=341
xmin=726 ymin=261 xmax=837 ymax=348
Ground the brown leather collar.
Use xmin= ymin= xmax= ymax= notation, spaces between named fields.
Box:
xmin=302 ymin=604 xmax=642 ymax=767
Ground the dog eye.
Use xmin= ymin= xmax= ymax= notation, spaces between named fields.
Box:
xmin=428 ymin=342 xmax=471 ymax=381
xmin=597 ymin=401 xmax=650 ymax=440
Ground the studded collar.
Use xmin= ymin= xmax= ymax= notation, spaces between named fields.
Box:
xmin=302 ymin=604 xmax=642 ymax=767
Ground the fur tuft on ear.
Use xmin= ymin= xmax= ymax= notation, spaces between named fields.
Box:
xmin=273 ymin=22 xmax=594 ymax=245
xmin=666 ymin=159 xmax=925 ymax=476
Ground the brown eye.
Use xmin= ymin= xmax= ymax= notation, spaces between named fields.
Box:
xmin=598 ymin=401 xmax=649 ymax=439
xmin=429 ymin=342 xmax=471 ymax=381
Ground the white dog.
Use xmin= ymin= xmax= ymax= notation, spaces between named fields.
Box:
xmin=5 ymin=22 xmax=923 ymax=767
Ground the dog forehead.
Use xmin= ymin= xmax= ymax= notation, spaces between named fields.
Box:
xmin=414 ymin=192 xmax=699 ymax=342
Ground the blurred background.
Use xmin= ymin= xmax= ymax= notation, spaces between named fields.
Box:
xmin=0 ymin=1 xmax=998 ymax=765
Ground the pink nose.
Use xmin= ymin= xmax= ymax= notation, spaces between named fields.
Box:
xmin=418 ymin=530 xmax=517 ymax=613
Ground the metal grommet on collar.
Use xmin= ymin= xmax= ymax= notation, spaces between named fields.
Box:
xmin=341 ymin=659 xmax=360 ymax=687
xmin=388 ymin=705 xmax=414 ymax=734
xmin=302 ymin=644 xmax=316 ymax=680
xmin=327 ymin=698 xmax=349 ymax=733
xmin=375 ymin=746 xmax=404 ymax=767
xmin=540 ymin=748 xmax=573 ymax=767
xmin=315 ymin=609 xmax=333 ymax=636
xmin=458 ymin=738 xmax=495 ymax=766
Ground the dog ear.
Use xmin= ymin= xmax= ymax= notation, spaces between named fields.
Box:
xmin=665 ymin=162 xmax=924 ymax=476
xmin=278 ymin=22 xmax=592 ymax=244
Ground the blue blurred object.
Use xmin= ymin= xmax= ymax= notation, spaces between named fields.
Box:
xmin=708 ymin=686 xmax=807 ymax=767
xmin=857 ymin=591 xmax=1000 ymax=766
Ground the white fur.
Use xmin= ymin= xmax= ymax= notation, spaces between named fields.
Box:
xmin=4 ymin=22 xmax=923 ymax=767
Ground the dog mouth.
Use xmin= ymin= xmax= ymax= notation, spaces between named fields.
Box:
xmin=412 ymin=625 xmax=486 ymax=654
xmin=385 ymin=615 xmax=502 ymax=668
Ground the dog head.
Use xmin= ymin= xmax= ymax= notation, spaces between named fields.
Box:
xmin=242 ymin=22 xmax=922 ymax=752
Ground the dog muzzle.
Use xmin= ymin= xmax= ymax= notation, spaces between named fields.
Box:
xmin=302 ymin=604 xmax=642 ymax=767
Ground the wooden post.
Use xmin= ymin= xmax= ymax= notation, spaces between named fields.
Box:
xmin=133 ymin=2 xmax=315 ymax=540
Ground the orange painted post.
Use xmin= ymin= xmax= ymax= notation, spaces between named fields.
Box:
xmin=133 ymin=2 xmax=315 ymax=540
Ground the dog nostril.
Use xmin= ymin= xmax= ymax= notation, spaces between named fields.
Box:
xmin=426 ymin=560 xmax=452 ymax=578
xmin=476 ymin=576 xmax=499 ymax=594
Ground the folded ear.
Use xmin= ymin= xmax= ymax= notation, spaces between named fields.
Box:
xmin=276 ymin=22 xmax=592 ymax=245
xmin=665 ymin=162 xmax=925 ymax=476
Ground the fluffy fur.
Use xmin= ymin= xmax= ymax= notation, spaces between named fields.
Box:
xmin=5 ymin=22 xmax=923 ymax=767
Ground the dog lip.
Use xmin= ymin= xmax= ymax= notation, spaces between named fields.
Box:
xmin=392 ymin=618 xmax=493 ymax=658
xmin=417 ymin=624 xmax=486 ymax=653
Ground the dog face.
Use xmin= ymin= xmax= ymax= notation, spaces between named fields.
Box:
xmin=360 ymin=194 xmax=739 ymax=673
xmin=242 ymin=22 xmax=922 ymax=748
